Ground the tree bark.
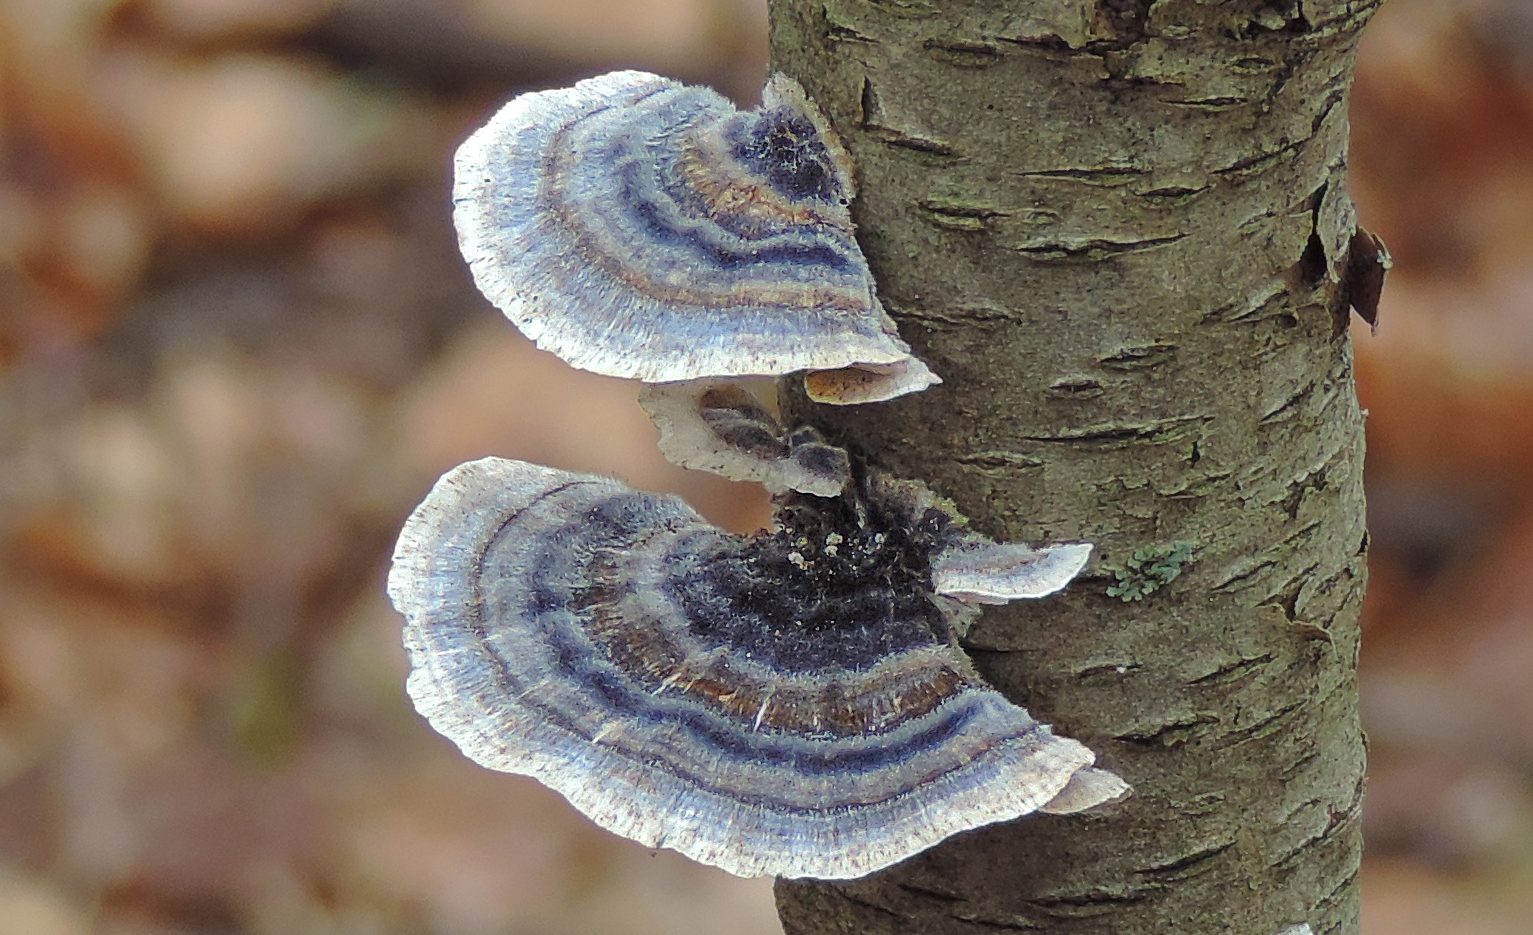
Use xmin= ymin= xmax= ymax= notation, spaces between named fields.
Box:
xmin=770 ymin=2 xmax=1379 ymax=933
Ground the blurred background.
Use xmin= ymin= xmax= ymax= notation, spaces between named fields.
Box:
xmin=0 ymin=0 xmax=1529 ymax=932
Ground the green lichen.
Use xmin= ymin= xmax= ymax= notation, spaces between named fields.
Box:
xmin=1107 ymin=541 xmax=1195 ymax=602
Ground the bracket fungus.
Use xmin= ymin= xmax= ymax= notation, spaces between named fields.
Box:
xmin=931 ymin=541 xmax=1096 ymax=608
xmin=409 ymin=63 xmax=1121 ymax=883
xmin=390 ymin=457 xmax=1122 ymax=879
xmin=640 ymin=379 xmax=851 ymax=497
xmin=452 ymin=70 xmax=938 ymax=404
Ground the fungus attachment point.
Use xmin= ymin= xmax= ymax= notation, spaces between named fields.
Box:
xmin=453 ymin=71 xmax=936 ymax=400
xmin=866 ymin=474 xmax=1094 ymax=635
xmin=390 ymin=458 xmax=1119 ymax=879
xmin=640 ymin=379 xmax=851 ymax=496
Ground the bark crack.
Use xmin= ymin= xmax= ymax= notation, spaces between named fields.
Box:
xmin=1280 ymin=749 xmax=1321 ymax=780
xmin=1163 ymin=96 xmax=1252 ymax=110
xmin=1214 ymin=137 xmax=1309 ymax=178
xmin=954 ymin=450 xmax=1045 ymax=472
xmin=859 ymin=78 xmax=958 ymax=157
xmin=1007 ymin=233 xmax=1188 ymax=260
xmin=1097 ymin=341 xmax=1177 ymax=371
xmin=822 ymin=6 xmax=873 ymax=45
xmin=920 ymin=198 xmax=1006 ymax=230
xmin=952 ymin=913 xmax=1044 ymax=931
xmin=1187 ymin=653 xmax=1277 ymax=687
xmin=1049 ymin=377 xmax=1106 ymax=399
xmin=1268 ymin=776 xmax=1363 ymax=872
xmin=1112 ymin=712 xmax=1219 ymax=747
xmin=1016 ymin=886 xmax=1157 ymax=918
xmin=1212 ymin=557 xmax=1279 ymax=593
xmin=1137 ymin=839 xmax=1239 ymax=881
xmin=1260 ymin=381 xmax=1318 ymax=424
xmin=1072 ymin=660 xmax=1143 ymax=680
xmin=923 ymin=37 xmax=1004 ymax=67
xmin=1216 ymin=697 xmax=1309 ymax=749
xmin=1203 ymin=284 xmax=1295 ymax=327
xmin=897 ymin=881 xmax=968 ymax=903
xmin=1017 ymin=164 xmax=1149 ymax=183
xmin=887 ymin=299 xmax=1012 ymax=326
xmin=1019 ymin=415 xmax=1205 ymax=446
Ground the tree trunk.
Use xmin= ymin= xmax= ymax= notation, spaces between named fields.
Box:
xmin=770 ymin=2 xmax=1379 ymax=933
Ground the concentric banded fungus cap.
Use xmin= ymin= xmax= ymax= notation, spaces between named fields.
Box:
xmin=639 ymin=379 xmax=851 ymax=497
xmin=390 ymin=458 xmax=1119 ymax=879
xmin=452 ymin=70 xmax=938 ymax=403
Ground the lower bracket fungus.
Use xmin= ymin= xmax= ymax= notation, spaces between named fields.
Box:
xmin=452 ymin=70 xmax=938 ymax=403
xmin=389 ymin=457 xmax=1123 ymax=879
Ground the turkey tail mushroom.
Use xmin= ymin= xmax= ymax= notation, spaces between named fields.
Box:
xmin=390 ymin=458 xmax=1120 ymax=879
xmin=452 ymin=71 xmax=937 ymax=402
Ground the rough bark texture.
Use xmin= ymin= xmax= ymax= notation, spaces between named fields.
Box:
xmin=769 ymin=2 xmax=1378 ymax=933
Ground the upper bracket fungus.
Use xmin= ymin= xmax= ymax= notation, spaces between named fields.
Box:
xmin=452 ymin=70 xmax=938 ymax=403
xmin=389 ymin=457 xmax=1120 ymax=879
xmin=640 ymin=379 xmax=851 ymax=497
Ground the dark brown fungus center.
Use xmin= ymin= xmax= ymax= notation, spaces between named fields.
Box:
xmin=731 ymin=107 xmax=837 ymax=203
xmin=670 ymin=488 xmax=957 ymax=673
